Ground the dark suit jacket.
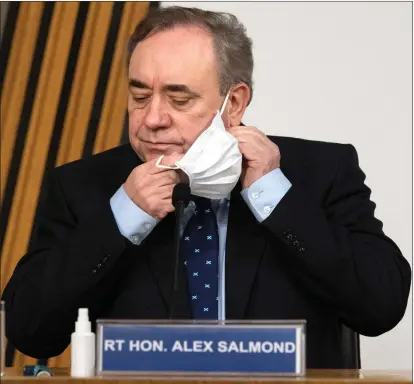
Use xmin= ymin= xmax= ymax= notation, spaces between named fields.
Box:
xmin=3 ymin=136 xmax=411 ymax=368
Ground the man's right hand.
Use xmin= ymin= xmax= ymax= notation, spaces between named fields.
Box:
xmin=123 ymin=156 xmax=181 ymax=220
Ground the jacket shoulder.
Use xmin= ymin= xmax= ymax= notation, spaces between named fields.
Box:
xmin=269 ymin=135 xmax=354 ymax=153
xmin=270 ymin=135 xmax=357 ymax=167
xmin=53 ymin=144 xmax=139 ymax=181
xmin=268 ymin=136 xmax=361 ymax=192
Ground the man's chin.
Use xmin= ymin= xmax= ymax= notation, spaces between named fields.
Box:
xmin=132 ymin=147 xmax=168 ymax=163
xmin=143 ymin=153 xmax=160 ymax=163
xmin=131 ymin=141 xmax=186 ymax=162
xmin=141 ymin=151 xmax=185 ymax=164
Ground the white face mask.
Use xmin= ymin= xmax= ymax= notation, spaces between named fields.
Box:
xmin=155 ymin=92 xmax=242 ymax=199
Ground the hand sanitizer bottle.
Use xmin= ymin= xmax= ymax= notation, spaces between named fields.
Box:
xmin=71 ymin=308 xmax=95 ymax=377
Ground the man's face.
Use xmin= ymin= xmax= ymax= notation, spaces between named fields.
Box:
xmin=128 ymin=25 xmax=225 ymax=162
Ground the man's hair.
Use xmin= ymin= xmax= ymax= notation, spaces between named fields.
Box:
xmin=127 ymin=6 xmax=254 ymax=103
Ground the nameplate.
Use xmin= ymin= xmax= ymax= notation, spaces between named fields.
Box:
xmin=96 ymin=320 xmax=306 ymax=377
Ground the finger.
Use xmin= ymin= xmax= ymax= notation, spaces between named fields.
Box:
xmin=230 ymin=131 xmax=267 ymax=148
xmin=230 ymin=128 xmax=267 ymax=142
xmin=150 ymin=171 xmax=180 ymax=188
xmin=237 ymin=140 xmax=266 ymax=160
xmin=161 ymin=153 xmax=184 ymax=166
xmin=240 ymin=134 xmax=267 ymax=149
xmin=145 ymin=157 xmax=178 ymax=175
xmin=152 ymin=184 xmax=175 ymax=199
xmin=156 ymin=202 xmax=175 ymax=219
xmin=163 ymin=202 xmax=175 ymax=213
xmin=157 ymin=170 xmax=180 ymax=185
xmin=147 ymin=153 xmax=184 ymax=174
xmin=228 ymin=125 xmax=264 ymax=136
xmin=234 ymin=132 xmax=266 ymax=150
xmin=227 ymin=125 xmax=245 ymax=133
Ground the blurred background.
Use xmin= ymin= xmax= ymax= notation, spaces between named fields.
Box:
xmin=0 ymin=0 xmax=412 ymax=371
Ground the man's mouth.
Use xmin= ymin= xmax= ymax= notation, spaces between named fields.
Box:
xmin=141 ymin=139 xmax=177 ymax=145
xmin=141 ymin=141 xmax=180 ymax=152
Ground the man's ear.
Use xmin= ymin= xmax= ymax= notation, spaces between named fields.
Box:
xmin=228 ymin=82 xmax=250 ymax=127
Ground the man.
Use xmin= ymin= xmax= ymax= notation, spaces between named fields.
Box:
xmin=2 ymin=6 xmax=411 ymax=369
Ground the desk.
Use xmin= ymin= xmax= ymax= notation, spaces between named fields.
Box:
xmin=2 ymin=368 xmax=412 ymax=383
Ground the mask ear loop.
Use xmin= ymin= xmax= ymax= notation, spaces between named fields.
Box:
xmin=219 ymin=91 xmax=231 ymax=116
xmin=155 ymin=155 xmax=180 ymax=169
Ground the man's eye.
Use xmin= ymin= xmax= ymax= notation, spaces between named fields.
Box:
xmin=172 ymin=99 xmax=190 ymax=106
xmin=133 ymin=97 xmax=149 ymax=103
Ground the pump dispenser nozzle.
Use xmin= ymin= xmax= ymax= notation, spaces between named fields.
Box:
xmin=75 ymin=308 xmax=91 ymax=333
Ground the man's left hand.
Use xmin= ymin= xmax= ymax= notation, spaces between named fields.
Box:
xmin=228 ymin=126 xmax=281 ymax=189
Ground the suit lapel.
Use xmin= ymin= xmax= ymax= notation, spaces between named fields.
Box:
xmin=144 ymin=213 xmax=192 ymax=319
xmin=225 ymin=182 xmax=267 ymax=319
xmin=224 ymin=136 xmax=308 ymax=320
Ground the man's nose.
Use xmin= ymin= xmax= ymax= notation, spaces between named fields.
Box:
xmin=143 ymin=97 xmax=171 ymax=130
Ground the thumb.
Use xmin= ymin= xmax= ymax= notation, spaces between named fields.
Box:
xmin=160 ymin=153 xmax=189 ymax=184
xmin=159 ymin=153 xmax=184 ymax=167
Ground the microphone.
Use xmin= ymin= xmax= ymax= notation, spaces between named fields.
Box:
xmin=169 ymin=183 xmax=191 ymax=319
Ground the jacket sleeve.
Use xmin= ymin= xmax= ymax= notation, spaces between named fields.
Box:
xmin=262 ymin=144 xmax=411 ymax=336
xmin=1 ymin=169 xmax=130 ymax=359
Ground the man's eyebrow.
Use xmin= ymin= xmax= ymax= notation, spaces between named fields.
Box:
xmin=128 ymin=80 xmax=200 ymax=97
xmin=129 ymin=79 xmax=151 ymax=89
xmin=162 ymin=84 xmax=200 ymax=97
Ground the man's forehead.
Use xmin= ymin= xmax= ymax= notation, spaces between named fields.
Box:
xmin=131 ymin=26 xmax=215 ymax=61
xmin=128 ymin=25 xmax=218 ymax=89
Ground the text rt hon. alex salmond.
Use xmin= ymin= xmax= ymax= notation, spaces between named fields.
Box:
xmin=2 ymin=6 xmax=411 ymax=369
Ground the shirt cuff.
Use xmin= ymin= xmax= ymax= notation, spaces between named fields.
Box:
xmin=241 ymin=168 xmax=292 ymax=223
xmin=110 ymin=185 xmax=157 ymax=245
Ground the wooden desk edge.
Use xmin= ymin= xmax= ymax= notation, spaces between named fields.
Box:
xmin=2 ymin=368 xmax=412 ymax=383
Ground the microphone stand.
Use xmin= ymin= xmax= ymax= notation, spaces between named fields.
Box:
xmin=169 ymin=183 xmax=190 ymax=319
xmin=169 ymin=200 xmax=185 ymax=320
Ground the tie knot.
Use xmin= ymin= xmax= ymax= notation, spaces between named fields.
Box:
xmin=192 ymin=196 xmax=212 ymax=211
